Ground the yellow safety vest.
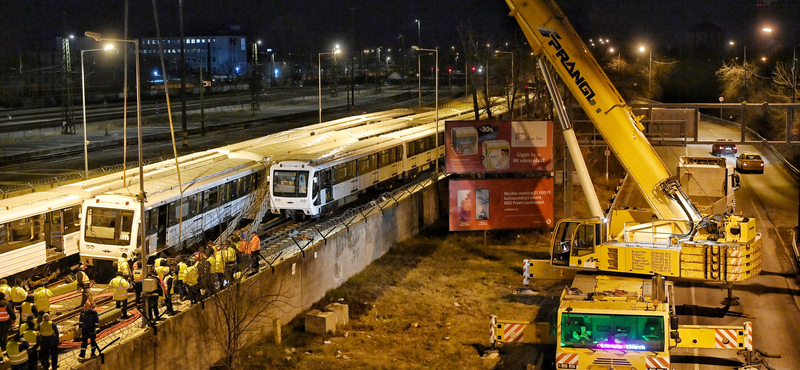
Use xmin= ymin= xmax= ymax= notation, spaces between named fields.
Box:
xmin=21 ymin=302 xmax=35 ymax=320
xmin=155 ymin=265 xmax=170 ymax=280
xmin=22 ymin=326 xmax=38 ymax=347
xmin=225 ymin=247 xmax=237 ymax=263
xmin=184 ymin=266 xmax=199 ymax=286
xmin=7 ymin=340 xmax=27 ymax=365
xmin=117 ymin=257 xmax=131 ymax=275
xmin=0 ymin=284 xmax=10 ymax=299
xmin=110 ymin=277 xmax=130 ymax=301
xmin=133 ymin=261 xmax=143 ymax=281
xmin=10 ymin=286 xmax=27 ymax=303
xmin=214 ymin=252 xmax=224 ymax=273
xmin=39 ymin=321 xmax=56 ymax=337
xmin=0 ymin=304 xmax=10 ymax=322
xmin=33 ymin=288 xmax=53 ymax=312
xmin=177 ymin=262 xmax=188 ymax=281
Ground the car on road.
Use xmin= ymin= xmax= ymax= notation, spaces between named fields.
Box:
xmin=711 ymin=139 xmax=737 ymax=156
xmin=736 ymin=152 xmax=764 ymax=173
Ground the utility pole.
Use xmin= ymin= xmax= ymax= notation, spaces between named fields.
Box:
xmin=179 ymin=0 xmax=188 ymax=146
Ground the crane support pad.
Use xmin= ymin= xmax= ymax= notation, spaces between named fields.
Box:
xmin=675 ymin=321 xmax=753 ymax=350
xmin=679 ymin=236 xmax=762 ymax=282
xmin=524 ymin=259 xmax=577 ymax=283
xmin=489 ymin=315 xmax=555 ymax=345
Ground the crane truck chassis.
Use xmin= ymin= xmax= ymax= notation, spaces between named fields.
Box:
xmin=490 ymin=273 xmax=753 ymax=370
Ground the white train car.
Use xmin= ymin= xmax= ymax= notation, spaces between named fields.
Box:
xmin=270 ymin=136 xmax=408 ymax=218
xmin=0 ymin=190 xmax=83 ymax=281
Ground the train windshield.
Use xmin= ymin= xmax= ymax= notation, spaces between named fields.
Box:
xmin=560 ymin=313 xmax=665 ymax=352
xmin=84 ymin=207 xmax=135 ymax=246
xmin=273 ymin=170 xmax=308 ymax=197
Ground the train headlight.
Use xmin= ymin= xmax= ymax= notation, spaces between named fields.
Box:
xmin=557 ymin=364 xmax=577 ymax=369
xmin=84 ymin=244 xmax=95 ymax=250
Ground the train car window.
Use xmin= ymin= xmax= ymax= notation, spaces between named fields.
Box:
xmin=204 ymin=187 xmax=221 ymax=212
xmin=8 ymin=218 xmax=34 ymax=245
xmin=84 ymin=207 xmax=119 ymax=244
xmin=221 ymin=182 xmax=230 ymax=204
xmin=395 ymin=145 xmax=403 ymax=162
xmin=119 ymin=211 xmax=134 ymax=243
xmin=187 ymin=194 xmax=200 ymax=218
xmin=230 ymin=179 xmax=240 ymax=200
xmin=298 ymin=173 xmax=308 ymax=197
xmin=50 ymin=211 xmax=61 ymax=225
xmin=407 ymin=142 xmax=416 ymax=157
xmin=63 ymin=206 xmax=80 ymax=234
xmin=273 ymin=170 xmax=309 ymax=197
xmin=0 ymin=224 xmax=6 ymax=246
xmin=379 ymin=150 xmax=390 ymax=168
xmin=438 ymin=132 xmax=444 ymax=148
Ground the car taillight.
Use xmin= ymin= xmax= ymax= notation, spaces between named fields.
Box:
xmin=733 ymin=145 xmax=737 ymax=150
xmin=718 ymin=146 xmax=724 ymax=150
xmin=760 ymin=163 xmax=764 ymax=167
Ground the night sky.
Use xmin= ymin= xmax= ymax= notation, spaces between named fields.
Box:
xmin=0 ymin=0 xmax=791 ymax=56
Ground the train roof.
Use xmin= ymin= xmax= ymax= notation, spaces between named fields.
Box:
xmin=0 ymin=190 xmax=83 ymax=221
xmin=282 ymin=136 xmax=403 ymax=166
xmin=308 ymin=109 xmax=414 ymax=135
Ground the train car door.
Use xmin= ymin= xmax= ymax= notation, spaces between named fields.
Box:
xmin=46 ymin=209 xmax=64 ymax=255
xmin=154 ymin=205 xmax=168 ymax=249
xmin=321 ymin=169 xmax=333 ymax=204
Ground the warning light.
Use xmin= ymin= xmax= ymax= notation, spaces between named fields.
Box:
xmin=472 ymin=67 xmax=476 ymax=71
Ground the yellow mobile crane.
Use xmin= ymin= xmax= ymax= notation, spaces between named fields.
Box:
xmin=487 ymin=0 xmax=762 ymax=368
xmin=507 ymin=0 xmax=761 ymax=282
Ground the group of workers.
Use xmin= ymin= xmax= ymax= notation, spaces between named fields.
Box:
xmin=0 ymin=230 xmax=263 ymax=368
xmin=111 ymin=231 xmax=263 ymax=318
xmin=0 ymin=279 xmax=60 ymax=369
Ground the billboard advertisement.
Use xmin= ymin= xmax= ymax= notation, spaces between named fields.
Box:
xmin=445 ymin=120 xmax=553 ymax=174
xmin=448 ymin=178 xmax=554 ymax=231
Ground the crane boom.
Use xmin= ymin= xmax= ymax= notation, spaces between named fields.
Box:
xmin=506 ymin=0 xmax=701 ymax=223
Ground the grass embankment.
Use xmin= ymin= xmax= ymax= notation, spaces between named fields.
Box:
xmin=240 ymin=228 xmax=564 ymax=369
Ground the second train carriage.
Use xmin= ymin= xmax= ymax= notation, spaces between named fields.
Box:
xmin=269 ymin=122 xmax=446 ymax=218
xmin=0 ymin=190 xmax=83 ymax=281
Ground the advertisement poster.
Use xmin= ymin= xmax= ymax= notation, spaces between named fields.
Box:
xmin=449 ymin=178 xmax=554 ymax=231
xmin=445 ymin=120 xmax=553 ymax=174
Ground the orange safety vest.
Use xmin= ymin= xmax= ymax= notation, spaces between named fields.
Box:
xmin=0 ymin=304 xmax=10 ymax=322
xmin=238 ymin=239 xmax=250 ymax=254
xmin=249 ymin=234 xmax=261 ymax=252
xmin=158 ymin=275 xmax=173 ymax=295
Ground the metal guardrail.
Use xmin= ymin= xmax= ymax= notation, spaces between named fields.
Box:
xmin=263 ymin=174 xmax=438 ymax=263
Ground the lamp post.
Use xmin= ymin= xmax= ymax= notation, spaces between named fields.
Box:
xmin=495 ymin=50 xmax=514 ymax=118
xmin=486 ymin=44 xmax=491 ymax=102
xmin=639 ymin=45 xmax=652 ymax=100
xmin=85 ymin=31 xmax=147 ymax=318
xmin=80 ymin=44 xmax=114 ymax=180
xmin=319 ymin=48 xmax=341 ymax=123
xmin=412 ymin=46 xmax=438 ymax=176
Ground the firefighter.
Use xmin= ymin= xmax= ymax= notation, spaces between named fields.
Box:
xmin=33 ymin=285 xmax=54 ymax=323
xmin=6 ymin=333 xmax=29 ymax=370
xmin=0 ymin=278 xmax=11 ymax=300
xmin=183 ymin=259 xmax=199 ymax=304
xmin=10 ymin=280 xmax=28 ymax=321
xmin=0 ymin=295 xmax=16 ymax=364
xmin=19 ymin=296 xmax=37 ymax=329
xmin=19 ymin=316 xmax=39 ymax=369
xmin=249 ymin=232 xmax=262 ymax=274
xmin=175 ymin=256 xmax=188 ymax=301
xmin=159 ymin=270 xmax=175 ymax=316
xmin=116 ymin=252 xmax=132 ymax=280
xmin=38 ymin=314 xmax=58 ymax=370
xmin=110 ymin=272 xmax=130 ymax=319
xmin=75 ymin=263 xmax=91 ymax=309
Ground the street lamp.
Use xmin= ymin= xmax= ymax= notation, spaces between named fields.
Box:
xmin=80 ymin=44 xmax=114 ymax=180
xmin=85 ymin=31 xmax=148 ymax=318
xmin=412 ymin=46 xmax=438 ymax=176
xmin=495 ymin=50 xmax=514 ymax=118
xmin=319 ymin=48 xmax=341 ymax=123
xmin=639 ymin=45 xmax=652 ymax=100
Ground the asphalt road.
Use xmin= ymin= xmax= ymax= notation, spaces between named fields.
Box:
xmin=629 ymin=122 xmax=800 ymax=369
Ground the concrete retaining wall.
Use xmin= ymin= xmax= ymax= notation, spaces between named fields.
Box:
xmin=80 ymin=179 xmax=441 ymax=370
